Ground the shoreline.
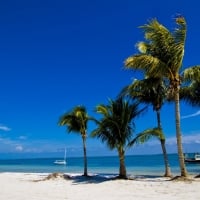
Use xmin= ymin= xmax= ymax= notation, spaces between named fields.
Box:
xmin=0 ymin=172 xmax=200 ymax=200
xmin=1 ymin=154 xmax=198 ymax=176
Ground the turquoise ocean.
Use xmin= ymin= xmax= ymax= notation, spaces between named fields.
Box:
xmin=0 ymin=154 xmax=199 ymax=176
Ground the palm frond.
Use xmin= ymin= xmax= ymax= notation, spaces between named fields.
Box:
xmin=174 ymin=17 xmax=187 ymax=45
xmin=140 ymin=19 xmax=174 ymax=45
xmin=125 ymin=54 xmax=167 ymax=77
xmin=92 ymin=97 xmax=144 ymax=150
xmin=129 ymin=127 xmax=164 ymax=147
xmin=180 ymin=81 xmax=200 ymax=106
xmin=120 ymin=77 xmax=167 ymax=111
xmin=95 ymin=104 xmax=109 ymax=116
xmin=58 ymin=105 xmax=91 ymax=136
xmin=140 ymin=19 xmax=175 ymax=61
xmin=136 ymin=42 xmax=149 ymax=53
xmin=182 ymin=66 xmax=200 ymax=82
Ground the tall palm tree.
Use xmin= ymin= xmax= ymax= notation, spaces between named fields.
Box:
xmin=121 ymin=78 xmax=172 ymax=177
xmin=124 ymin=16 xmax=200 ymax=177
xmin=58 ymin=106 xmax=90 ymax=176
xmin=91 ymin=97 xmax=144 ymax=179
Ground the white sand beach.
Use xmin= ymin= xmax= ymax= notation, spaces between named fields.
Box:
xmin=0 ymin=173 xmax=200 ymax=200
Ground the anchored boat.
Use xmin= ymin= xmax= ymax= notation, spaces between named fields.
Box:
xmin=54 ymin=148 xmax=67 ymax=165
xmin=184 ymin=153 xmax=200 ymax=163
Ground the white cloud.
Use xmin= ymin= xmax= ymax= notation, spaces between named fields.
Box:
xmin=15 ymin=145 xmax=23 ymax=152
xmin=0 ymin=124 xmax=11 ymax=131
xmin=181 ymin=110 xmax=200 ymax=119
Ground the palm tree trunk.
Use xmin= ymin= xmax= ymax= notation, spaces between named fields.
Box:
xmin=82 ymin=135 xmax=88 ymax=176
xmin=156 ymin=110 xmax=161 ymax=128
xmin=156 ymin=110 xmax=172 ymax=177
xmin=174 ymin=88 xmax=188 ymax=177
xmin=160 ymin=139 xmax=172 ymax=177
xmin=118 ymin=149 xmax=127 ymax=179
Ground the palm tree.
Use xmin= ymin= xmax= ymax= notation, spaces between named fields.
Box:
xmin=121 ymin=78 xmax=172 ymax=177
xmin=58 ymin=106 xmax=91 ymax=176
xmin=91 ymin=97 xmax=144 ymax=179
xmin=124 ymin=16 xmax=200 ymax=177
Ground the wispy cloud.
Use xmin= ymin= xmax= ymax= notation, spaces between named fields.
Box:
xmin=182 ymin=134 xmax=200 ymax=144
xmin=0 ymin=124 xmax=11 ymax=132
xmin=0 ymin=136 xmax=68 ymax=153
xmin=163 ymin=133 xmax=200 ymax=145
xmin=181 ymin=110 xmax=200 ymax=119
xmin=139 ymin=132 xmax=200 ymax=146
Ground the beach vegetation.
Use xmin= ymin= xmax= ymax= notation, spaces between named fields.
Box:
xmin=58 ymin=106 xmax=92 ymax=176
xmin=120 ymin=77 xmax=172 ymax=177
xmin=91 ymin=97 xmax=145 ymax=179
xmin=124 ymin=16 xmax=200 ymax=177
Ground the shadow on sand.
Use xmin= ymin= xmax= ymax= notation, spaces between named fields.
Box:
xmin=130 ymin=174 xmax=170 ymax=182
xmin=37 ymin=172 xmax=119 ymax=184
xmin=34 ymin=172 xmax=176 ymax=184
xmin=67 ymin=174 xmax=117 ymax=184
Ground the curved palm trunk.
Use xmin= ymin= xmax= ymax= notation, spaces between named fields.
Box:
xmin=160 ymin=139 xmax=172 ymax=177
xmin=156 ymin=110 xmax=172 ymax=177
xmin=174 ymin=88 xmax=188 ymax=177
xmin=118 ymin=148 xmax=127 ymax=179
xmin=82 ymin=135 xmax=88 ymax=176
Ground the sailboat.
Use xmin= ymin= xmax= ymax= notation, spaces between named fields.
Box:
xmin=54 ymin=148 xmax=67 ymax=165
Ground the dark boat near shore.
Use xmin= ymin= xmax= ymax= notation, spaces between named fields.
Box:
xmin=184 ymin=153 xmax=200 ymax=164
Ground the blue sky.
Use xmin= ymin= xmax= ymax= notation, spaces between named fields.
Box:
xmin=0 ymin=0 xmax=200 ymax=158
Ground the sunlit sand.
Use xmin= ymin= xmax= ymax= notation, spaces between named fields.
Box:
xmin=0 ymin=172 xmax=199 ymax=200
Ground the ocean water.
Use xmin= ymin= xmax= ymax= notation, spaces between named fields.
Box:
xmin=0 ymin=154 xmax=199 ymax=176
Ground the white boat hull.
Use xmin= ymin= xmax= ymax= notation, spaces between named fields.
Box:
xmin=54 ymin=160 xmax=66 ymax=165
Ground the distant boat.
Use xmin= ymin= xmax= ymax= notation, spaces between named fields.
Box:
xmin=184 ymin=153 xmax=200 ymax=163
xmin=54 ymin=148 xmax=67 ymax=165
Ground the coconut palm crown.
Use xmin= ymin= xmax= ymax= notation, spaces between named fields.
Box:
xmin=58 ymin=105 xmax=91 ymax=176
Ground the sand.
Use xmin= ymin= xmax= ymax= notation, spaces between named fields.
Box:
xmin=0 ymin=172 xmax=199 ymax=200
